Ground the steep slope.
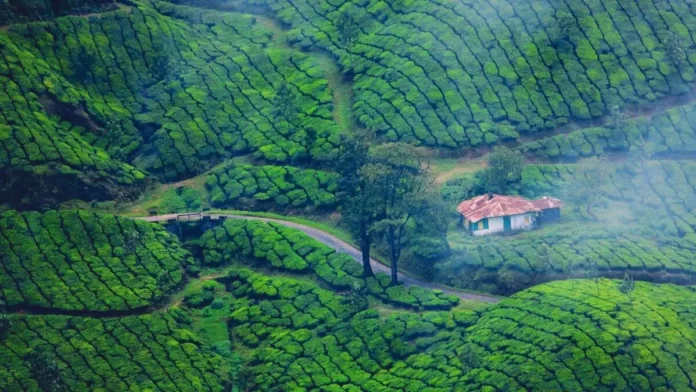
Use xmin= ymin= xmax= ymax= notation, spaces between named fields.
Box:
xmin=185 ymin=0 xmax=696 ymax=148
xmin=0 ymin=209 xmax=191 ymax=312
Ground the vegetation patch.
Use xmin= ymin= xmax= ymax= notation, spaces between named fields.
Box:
xmin=0 ymin=210 xmax=190 ymax=311
xmin=205 ymin=162 xmax=338 ymax=210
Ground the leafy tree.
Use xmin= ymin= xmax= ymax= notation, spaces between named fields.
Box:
xmin=569 ymin=157 xmax=609 ymax=220
xmin=664 ymin=31 xmax=686 ymax=66
xmin=481 ymin=146 xmax=524 ymax=194
xmin=73 ymin=47 xmax=95 ymax=83
xmin=624 ymin=135 xmax=654 ymax=176
xmin=335 ymin=8 xmax=361 ymax=65
xmin=25 ymin=348 xmax=67 ymax=392
xmin=335 ymin=130 xmax=377 ymax=277
xmin=619 ymin=273 xmax=635 ymax=304
xmin=586 ymin=261 xmax=601 ymax=296
xmin=366 ymin=143 xmax=441 ymax=285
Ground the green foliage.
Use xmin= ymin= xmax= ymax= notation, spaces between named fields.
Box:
xmin=0 ymin=313 xmax=228 ymax=391
xmin=519 ymin=100 xmax=696 ymax=161
xmin=0 ymin=1 xmax=342 ymax=206
xmin=0 ymin=210 xmax=189 ymax=311
xmin=205 ymin=162 xmax=338 ymax=210
xmin=0 ymin=0 xmax=115 ymax=24
xmin=481 ymin=146 xmax=524 ymax=194
xmin=217 ymin=0 xmax=696 ymax=149
xmin=159 ymin=186 xmax=202 ymax=214
xmin=462 ymin=280 xmax=696 ymax=391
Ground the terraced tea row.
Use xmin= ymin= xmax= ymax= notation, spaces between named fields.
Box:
xmin=524 ymin=160 xmax=696 ymax=240
xmin=206 ymin=162 xmax=338 ymax=209
xmin=217 ymin=0 xmax=696 ymax=147
xmin=0 ymin=210 xmax=189 ymax=312
xmin=1 ymin=1 xmax=341 ymax=206
xmin=0 ymin=312 xmax=228 ymax=391
xmin=196 ymin=219 xmax=459 ymax=310
xmin=520 ymin=100 xmax=696 ymax=161
xmin=462 ymin=279 xmax=696 ymax=391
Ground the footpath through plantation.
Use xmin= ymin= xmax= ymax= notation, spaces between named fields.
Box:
xmin=2 ymin=210 xmax=696 ymax=391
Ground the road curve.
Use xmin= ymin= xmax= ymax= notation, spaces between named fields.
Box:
xmin=136 ymin=213 xmax=501 ymax=303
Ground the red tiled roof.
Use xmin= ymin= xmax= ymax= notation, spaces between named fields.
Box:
xmin=530 ymin=196 xmax=564 ymax=210
xmin=457 ymin=194 xmax=563 ymax=222
xmin=457 ymin=194 xmax=540 ymax=222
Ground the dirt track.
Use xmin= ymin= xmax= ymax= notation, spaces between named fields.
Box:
xmin=138 ymin=213 xmax=501 ymax=303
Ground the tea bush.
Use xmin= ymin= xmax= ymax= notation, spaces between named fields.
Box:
xmin=205 ymin=0 xmax=696 ymax=147
xmin=206 ymin=162 xmax=338 ymax=209
xmin=0 ymin=312 xmax=228 ymax=391
xmin=0 ymin=209 xmax=190 ymax=311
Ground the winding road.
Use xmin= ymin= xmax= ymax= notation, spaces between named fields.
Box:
xmin=136 ymin=213 xmax=501 ymax=303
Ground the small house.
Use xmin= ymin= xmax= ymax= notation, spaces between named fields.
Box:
xmin=457 ymin=194 xmax=563 ymax=236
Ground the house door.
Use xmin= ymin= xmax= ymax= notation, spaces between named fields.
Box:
xmin=503 ymin=216 xmax=511 ymax=232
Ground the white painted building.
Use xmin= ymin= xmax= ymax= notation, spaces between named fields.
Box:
xmin=457 ymin=194 xmax=563 ymax=236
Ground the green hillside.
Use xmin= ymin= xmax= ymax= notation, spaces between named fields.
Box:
xmin=3 ymin=0 xmax=696 ymax=390
xmin=192 ymin=0 xmax=696 ymax=147
xmin=0 ymin=209 xmax=189 ymax=311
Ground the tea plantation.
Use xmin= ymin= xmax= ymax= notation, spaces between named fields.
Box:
xmin=0 ymin=209 xmax=189 ymax=311
xmin=196 ymin=0 xmax=696 ymax=147
xmin=0 ymin=0 xmax=341 ymax=206
xmin=205 ymin=162 xmax=338 ymax=209
xmin=4 ymin=0 xmax=696 ymax=390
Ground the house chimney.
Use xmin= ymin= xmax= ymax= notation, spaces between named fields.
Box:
xmin=488 ymin=192 xmax=494 ymax=200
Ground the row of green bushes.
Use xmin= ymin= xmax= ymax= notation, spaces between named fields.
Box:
xmin=0 ymin=210 xmax=190 ymax=311
xmin=1 ymin=1 xmax=343 ymax=207
xmin=0 ymin=0 xmax=115 ymax=25
xmin=519 ymin=101 xmax=696 ymax=160
xmin=223 ymin=267 xmax=478 ymax=390
xmin=206 ymin=162 xmax=338 ymax=209
xmin=224 ymin=0 xmax=696 ymax=147
xmin=522 ymin=160 xmax=696 ymax=240
xmin=462 ymin=279 xmax=696 ymax=391
xmin=0 ymin=312 xmax=228 ymax=391
xmin=196 ymin=219 xmax=459 ymax=310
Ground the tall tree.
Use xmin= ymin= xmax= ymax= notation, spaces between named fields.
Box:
xmin=335 ymin=8 xmax=361 ymax=66
xmin=366 ymin=143 xmax=438 ymax=285
xmin=619 ymin=273 xmax=635 ymax=304
xmin=335 ymin=130 xmax=377 ymax=277
xmin=481 ymin=146 xmax=524 ymax=194
xmin=272 ymin=83 xmax=298 ymax=136
xmin=569 ymin=157 xmax=609 ymax=219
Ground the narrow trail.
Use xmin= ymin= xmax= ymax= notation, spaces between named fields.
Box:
xmin=138 ymin=213 xmax=502 ymax=303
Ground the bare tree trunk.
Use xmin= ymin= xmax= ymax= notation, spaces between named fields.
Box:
xmin=359 ymin=223 xmax=373 ymax=277
xmin=390 ymin=241 xmax=399 ymax=285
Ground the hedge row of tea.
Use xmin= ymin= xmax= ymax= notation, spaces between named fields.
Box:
xmin=1 ymin=1 xmax=341 ymax=206
xmin=217 ymin=0 xmax=696 ymax=147
xmin=0 ymin=312 xmax=228 ymax=391
xmin=523 ymin=160 xmax=696 ymax=241
xmin=224 ymin=267 xmax=478 ymax=390
xmin=197 ymin=219 xmax=458 ymax=310
xmin=0 ymin=0 xmax=115 ymax=25
xmin=206 ymin=163 xmax=338 ymax=209
xmin=220 ymin=267 xmax=696 ymax=391
xmin=0 ymin=34 xmax=147 ymax=206
xmin=462 ymin=279 xmax=696 ymax=391
xmin=0 ymin=210 xmax=189 ymax=311
xmin=519 ymin=100 xmax=696 ymax=160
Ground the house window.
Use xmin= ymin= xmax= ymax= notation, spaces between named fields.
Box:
xmin=524 ymin=216 xmax=530 ymax=225
xmin=482 ymin=218 xmax=489 ymax=230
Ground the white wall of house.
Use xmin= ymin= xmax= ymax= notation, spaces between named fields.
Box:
xmin=471 ymin=213 xmax=537 ymax=236
xmin=511 ymin=213 xmax=536 ymax=231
